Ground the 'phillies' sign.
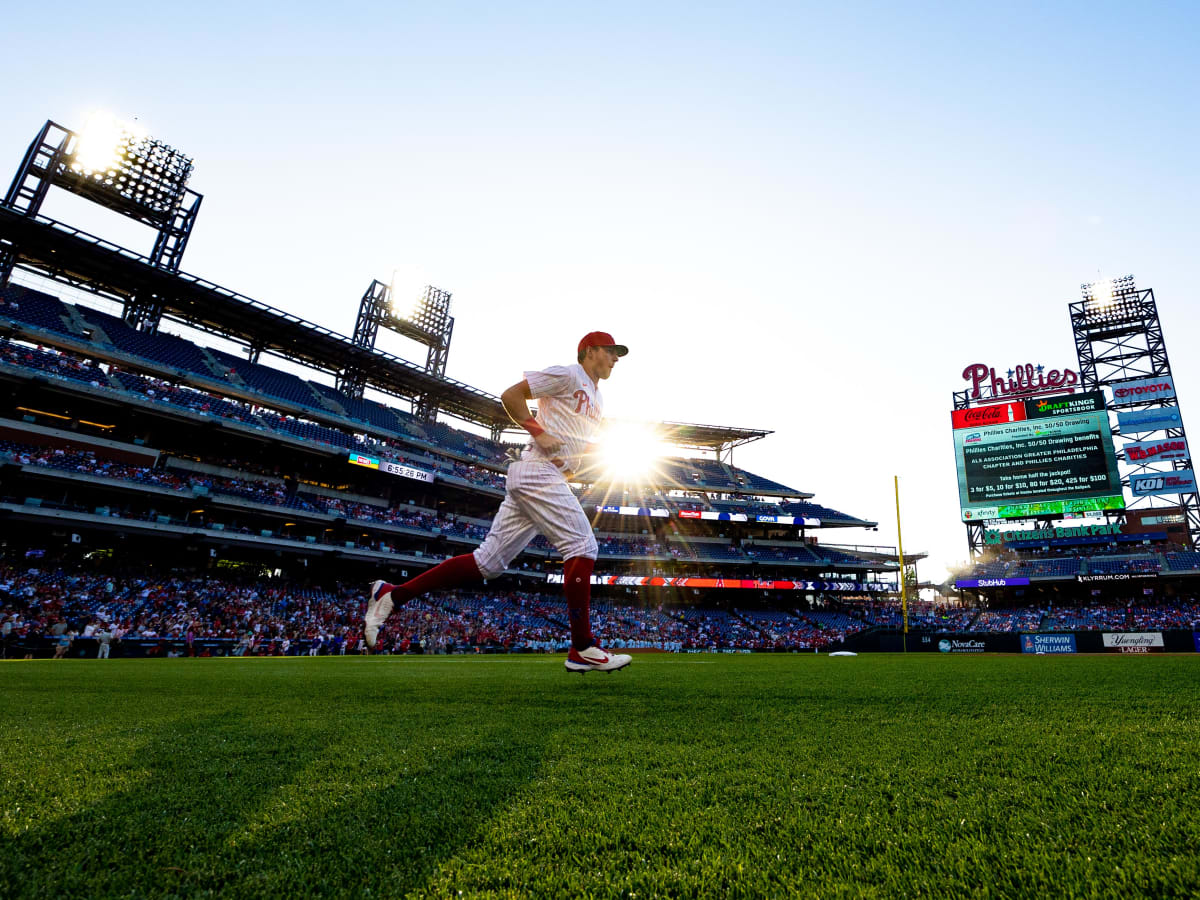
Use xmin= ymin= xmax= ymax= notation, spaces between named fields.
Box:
xmin=962 ymin=362 xmax=1079 ymax=401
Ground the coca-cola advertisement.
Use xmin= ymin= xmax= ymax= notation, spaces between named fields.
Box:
xmin=951 ymin=401 xmax=1026 ymax=430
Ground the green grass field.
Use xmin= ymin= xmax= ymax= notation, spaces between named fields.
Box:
xmin=2 ymin=654 xmax=1199 ymax=898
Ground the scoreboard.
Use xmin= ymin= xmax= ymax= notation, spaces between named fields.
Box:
xmin=952 ymin=392 xmax=1123 ymax=521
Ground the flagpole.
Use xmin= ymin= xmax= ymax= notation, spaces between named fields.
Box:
xmin=895 ymin=475 xmax=908 ymax=650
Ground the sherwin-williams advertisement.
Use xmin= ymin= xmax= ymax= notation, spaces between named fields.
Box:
xmin=1021 ymin=634 xmax=1077 ymax=654
xmin=952 ymin=392 xmax=1122 ymax=520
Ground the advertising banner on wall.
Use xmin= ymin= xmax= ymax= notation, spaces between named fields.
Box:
xmin=1123 ymin=438 xmax=1189 ymax=463
xmin=1109 ymin=376 xmax=1176 ymax=406
xmin=1117 ymin=407 xmax=1183 ymax=433
xmin=936 ymin=637 xmax=987 ymax=654
xmin=953 ymin=391 xmax=1123 ymax=521
xmin=1078 ymin=572 xmax=1159 ymax=583
xmin=1130 ymin=470 xmax=1197 ymax=497
xmin=1102 ymin=632 xmax=1165 ymax=653
xmin=754 ymin=514 xmax=822 ymax=526
xmin=597 ymin=505 xmax=671 ymax=517
xmin=546 ymin=574 xmax=894 ymax=591
xmin=986 ymin=523 xmax=1122 ymax=545
xmin=951 ymin=401 xmax=1027 ymax=430
xmin=1021 ymin=633 xmax=1077 ymax=654
xmin=954 ymin=577 xmax=1031 ymax=588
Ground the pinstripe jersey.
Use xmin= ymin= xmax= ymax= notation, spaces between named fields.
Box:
xmin=521 ymin=363 xmax=603 ymax=476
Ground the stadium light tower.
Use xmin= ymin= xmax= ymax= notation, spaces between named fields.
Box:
xmin=0 ymin=115 xmax=201 ymax=332
xmin=1071 ymin=275 xmax=1199 ymax=546
xmin=336 ymin=277 xmax=455 ymax=420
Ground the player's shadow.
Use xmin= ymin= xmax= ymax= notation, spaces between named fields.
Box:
xmin=0 ymin=708 xmax=549 ymax=897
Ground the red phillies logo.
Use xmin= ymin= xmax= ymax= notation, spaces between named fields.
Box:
xmin=961 ymin=362 xmax=1078 ymax=400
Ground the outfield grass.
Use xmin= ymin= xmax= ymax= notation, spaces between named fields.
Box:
xmin=2 ymin=654 xmax=1199 ymax=898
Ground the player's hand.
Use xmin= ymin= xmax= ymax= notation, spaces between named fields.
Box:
xmin=534 ymin=431 xmax=563 ymax=455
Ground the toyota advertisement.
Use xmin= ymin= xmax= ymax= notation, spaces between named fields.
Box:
xmin=952 ymin=392 xmax=1123 ymax=521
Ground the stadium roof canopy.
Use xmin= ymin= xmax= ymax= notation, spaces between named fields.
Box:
xmin=654 ymin=420 xmax=771 ymax=453
xmin=0 ymin=210 xmax=507 ymax=425
xmin=0 ymin=210 xmax=780 ymax=450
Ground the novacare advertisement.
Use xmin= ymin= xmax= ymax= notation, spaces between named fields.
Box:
xmin=1102 ymin=632 xmax=1165 ymax=654
xmin=937 ymin=638 xmax=986 ymax=654
xmin=1021 ymin=633 xmax=1077 ymax=654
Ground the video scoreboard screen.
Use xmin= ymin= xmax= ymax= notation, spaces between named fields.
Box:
xmin=951 ymin=391 xmax=1124 ymax=521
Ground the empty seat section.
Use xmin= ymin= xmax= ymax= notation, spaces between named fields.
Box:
xmin=0 ymin=285 xmax=78 ymax=335
xmin=209 ymin=350 xmax=323 ymax=409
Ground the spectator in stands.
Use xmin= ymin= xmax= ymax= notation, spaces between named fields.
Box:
xmin=365 ymin=333 xmax=634 ymax=674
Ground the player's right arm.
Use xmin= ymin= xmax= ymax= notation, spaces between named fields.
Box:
xmin=501 ymin=380 xmax=562 ymax=455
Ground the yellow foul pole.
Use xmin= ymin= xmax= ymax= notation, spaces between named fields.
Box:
xmin=895 ymin=475 xmax=908 ymax=642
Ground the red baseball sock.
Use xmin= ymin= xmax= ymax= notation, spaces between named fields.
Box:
xmin=563 ymin=556 xmax=596 ymax=651
xmin=392 ymin=553 xmax=483 ymax=603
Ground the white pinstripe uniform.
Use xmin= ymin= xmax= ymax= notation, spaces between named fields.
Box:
xmin=473 ymin=363 xmax=601 ymax=579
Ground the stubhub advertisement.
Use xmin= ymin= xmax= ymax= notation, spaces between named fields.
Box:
xmin=1021 ymin=634 xmax=1077 ymax=654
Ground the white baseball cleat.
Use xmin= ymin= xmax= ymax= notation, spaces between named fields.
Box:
xmin=364 ymin=580 xmax=394 ymax=650
xmin=564 ymin=644 xmax=632 ymax=674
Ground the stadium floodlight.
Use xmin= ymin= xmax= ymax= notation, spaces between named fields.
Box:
xmin=62 ymin=111 xmax=193 ymax=219
xmin=1079 ymin=275 xmax=1140 ymax=325
xmin=596 ymin=420 xmax=670 ymax=483
xmin=70 ymin=112 xmax=143 ymax=175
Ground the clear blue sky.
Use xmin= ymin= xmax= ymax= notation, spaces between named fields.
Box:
xmin=3 ymin=1 xmax=1198 ymax=581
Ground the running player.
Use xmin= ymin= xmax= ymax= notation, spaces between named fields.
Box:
xmin=364 ymin=331 xmax=632 ymax=673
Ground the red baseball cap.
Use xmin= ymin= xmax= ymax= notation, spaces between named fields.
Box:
xmin=578 ymin=331 xmax=629 ymax=357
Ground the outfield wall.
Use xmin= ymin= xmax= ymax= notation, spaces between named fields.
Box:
xmin=6 ymin=631 xmax=1200 ymax=658
xmin=862 ymin=630 xmax=1200 ymax=654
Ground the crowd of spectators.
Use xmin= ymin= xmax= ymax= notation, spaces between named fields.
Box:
xmin=596 ymin=536 xmax=668 ymax=556
xmin=5 ymin=556 xmax=1200 ymax=660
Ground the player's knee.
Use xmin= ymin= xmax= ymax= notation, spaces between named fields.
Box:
xmin=472 ymin=549 xmax=508 ymax=581
xmin=562 ymin=533 xmax=598 ymax=562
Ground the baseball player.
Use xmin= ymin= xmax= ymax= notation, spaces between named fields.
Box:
xmin=364 ymin=331 xmax=632 ymax=673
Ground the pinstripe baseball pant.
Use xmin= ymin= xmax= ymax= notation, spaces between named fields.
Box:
xmin=473 ymin=460 xmax=598 ymax=579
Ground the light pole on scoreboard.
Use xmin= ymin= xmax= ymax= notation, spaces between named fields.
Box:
xmin=895 ymin=475 xmax=909 ymax=648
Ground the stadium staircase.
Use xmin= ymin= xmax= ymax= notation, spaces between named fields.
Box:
xmin=60 ymin=303 xmax=112 ymax=347
xmin=197 ymin=347 xmax=246 ymax=384
xmin=305 ymin=381 xmax=347 ymax=416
